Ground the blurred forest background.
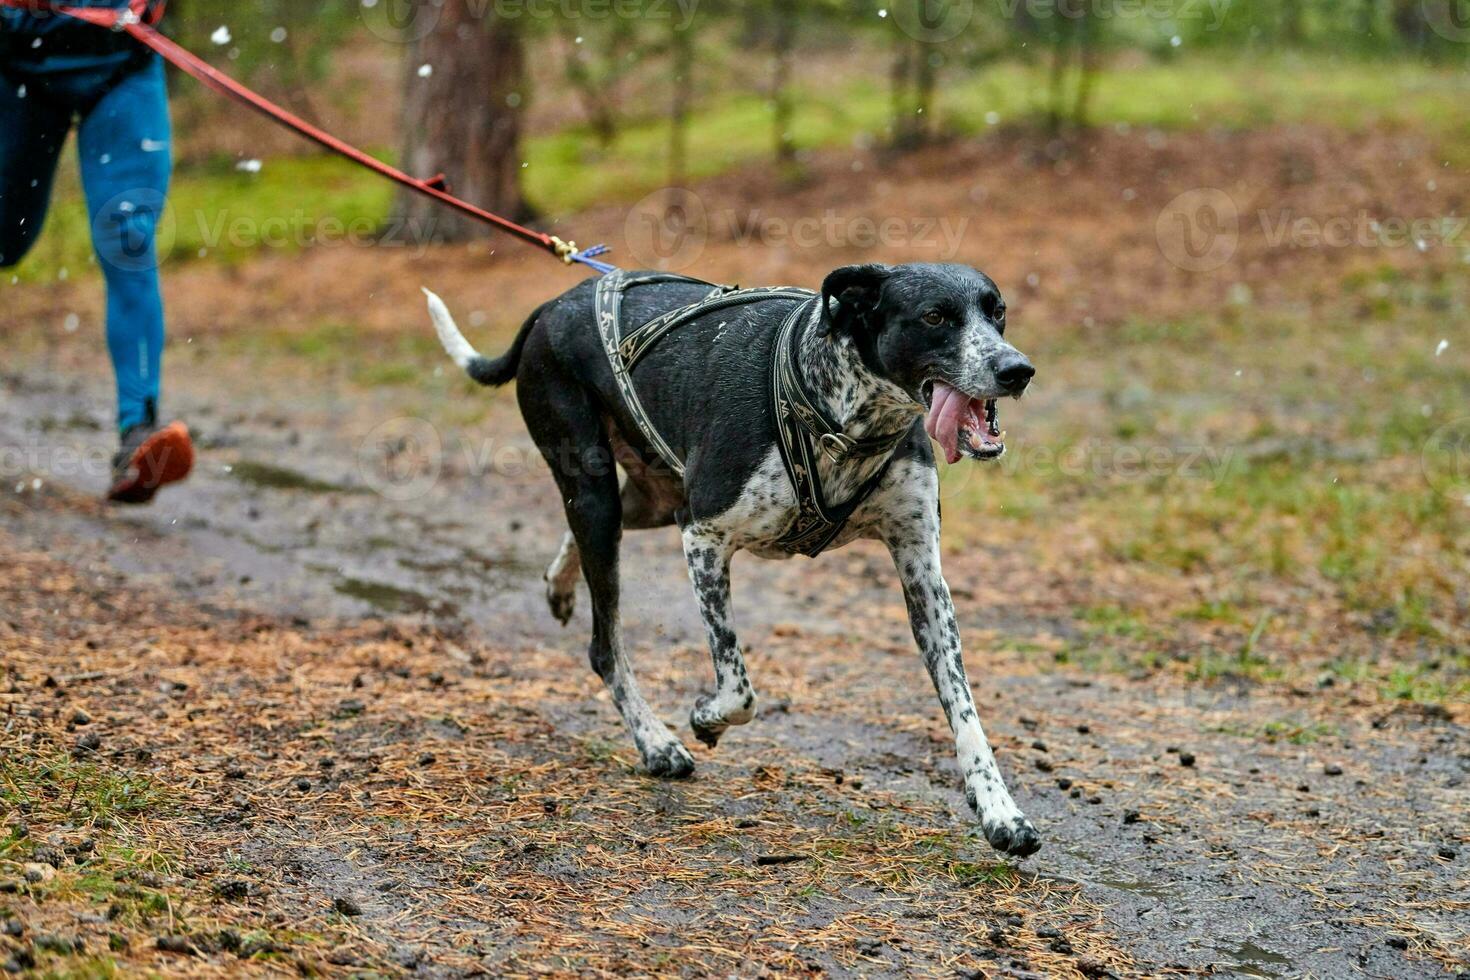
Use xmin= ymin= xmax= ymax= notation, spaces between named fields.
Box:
xmin=15 ymin=0 xmax=1470 ymax=271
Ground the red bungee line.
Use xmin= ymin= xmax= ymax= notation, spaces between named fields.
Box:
xmin=1 ymin=0 xmax=615 ymax=272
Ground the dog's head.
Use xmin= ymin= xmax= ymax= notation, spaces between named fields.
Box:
xmin=820 ymin=262 xmax=1033 ymax=464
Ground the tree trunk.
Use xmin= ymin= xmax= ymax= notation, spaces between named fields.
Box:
xmin=770 ymin=0 xmax=797 ymax=165
xmin=913 ymin=45 xmax=936 ymax=142
xmin=389 ymin=0 xmax=527 ymax=243
xmin=559 ymin=24 xmax=619 ymax=150
xmin=1072 ymin=13 xmax=1097 ymax=127
xmin=1391 ymin=0 xmax=1432 ymax=46
xmin=668 ymin=19 xmax=694 ymax=184
xmin=1358 ymin=0 xmax=1382 ymax=38
xmin=889 ymin=35 xmax=914 ymax=147
xmin=1282 ymin=0 xmax=1307 ymax=44
xmin=1046 ymin=42 xmax=1067 ymax=134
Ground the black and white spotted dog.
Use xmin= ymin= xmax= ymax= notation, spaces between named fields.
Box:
xmin=424 ymin=262 xmax=1041 ymax=857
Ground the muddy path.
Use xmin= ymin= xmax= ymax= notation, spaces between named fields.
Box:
xmin=2 ymin=358 xmax=1465 ymax=979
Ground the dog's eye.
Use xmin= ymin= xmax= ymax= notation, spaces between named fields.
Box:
xmin=921 ymin=310 xmax=945 ymax=327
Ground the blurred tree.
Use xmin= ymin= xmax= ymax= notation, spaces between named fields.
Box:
xmin=1032 ymin=0 xmax=1111 ymax=132
xmin=389 ymin=0 xmax=528 ymax=242
xmin=769 ymin=0 xmax=798 ymax=166
xmin=887 ymin=0 xmax=944 ymax=148
xmin=556 ymin=20 xmax=639 ymax=150
xmin=170 ymin=0 xmax=355 ymax=120
xmin=1282 ymin=0 xmax=1307 ymax=44
xmin=1392 ymin=0 xmax=1435 ymax=47
xmin=667 ymin=14 xmax=695 ymax=184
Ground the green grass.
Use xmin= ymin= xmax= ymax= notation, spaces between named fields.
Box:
xmin=0 ymin=752 xmax=169 ymax=825
xmin=9 ymin=52 xmax=1469 ymax=284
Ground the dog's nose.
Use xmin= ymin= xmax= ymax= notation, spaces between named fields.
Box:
xmin=994 ymin=353 xmax=1035 ymax=393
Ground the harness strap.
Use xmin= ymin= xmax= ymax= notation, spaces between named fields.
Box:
xmin=594 ymin=270 xmax=697 ymax=476
xmin=593 ymin=274 xmax=906 ymax=558
xmin=618 ymin=285 xmax=811 ymax=371
xmin=778 ymin=342 xmax=910 ymax=465
xmin=771 ymin=299 xmax=902 ymax=557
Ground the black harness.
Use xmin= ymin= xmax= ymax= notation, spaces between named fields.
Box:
xmin=594 ymin=270 xmax=908 ymax=557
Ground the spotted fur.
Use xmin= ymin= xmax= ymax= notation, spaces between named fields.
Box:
xmin=427 ymin=262 xmax=1041 ymax=857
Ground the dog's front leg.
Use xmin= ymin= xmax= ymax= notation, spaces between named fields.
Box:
xmin=681 ymin=525 xmax=757 ymax=748
xmin=885 ymin=522 xmax=1041 ymax=858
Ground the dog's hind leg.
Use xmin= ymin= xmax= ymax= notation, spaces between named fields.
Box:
xmin=518 ymin=362 xmax=694 ymax=779
xmin=682 ymin=524 xmax=757 ymax=749
xmin=544 ymin=531 xmax=579 ymax=626
xmin=568 ymin=481 xmax=694 ymax=778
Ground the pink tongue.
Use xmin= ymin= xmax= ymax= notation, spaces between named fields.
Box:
xmin=924 ymin=381 xmax=977 ymax=464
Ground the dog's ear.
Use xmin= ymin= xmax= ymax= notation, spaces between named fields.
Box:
xmin=819 ymin=264 xmax=890 ymax=337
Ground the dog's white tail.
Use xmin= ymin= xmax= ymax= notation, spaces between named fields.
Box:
xmin=423 ymin=287 xmax=480 ymax=372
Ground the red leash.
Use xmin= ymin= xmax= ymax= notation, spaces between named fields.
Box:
xmin=1 ymin=0 xmax=615 ymax=272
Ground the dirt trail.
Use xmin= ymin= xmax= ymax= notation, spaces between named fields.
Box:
xmin=2 ymin=361 xmax=1465 ymax=979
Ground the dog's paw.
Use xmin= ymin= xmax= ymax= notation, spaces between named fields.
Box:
xmin=642 ymin=741 xmax=696 ymax=780
xmin=981 ymin=815 xmax=1042 ymax=859
xmin=690 ymin=717 xmax=723 ymax=749
xmin=690 ymin=696 xmax=727 ymax=749
xmin=545 ymin=582 xmax=574 ymax=626
xmin=690 ymin=693 xmax=757 ymax=748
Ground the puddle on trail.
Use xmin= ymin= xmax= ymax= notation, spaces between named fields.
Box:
xmin=1062 ymin=845 xmax=1175 ymax=899
xmin=1211 ymin=941 xmax=1295 ymax=978
xmin=335 ymin=577 xmax=438 ymax=615
xmin=397 ymin=550 xmax=540 ymax=595
xmin=229 ymin=460 xmax=354 ymax=494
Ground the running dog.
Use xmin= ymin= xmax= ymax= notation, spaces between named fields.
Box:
xmin=424 ymin=262 xmax=1040 ymax=856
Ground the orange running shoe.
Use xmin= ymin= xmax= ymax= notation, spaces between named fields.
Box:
xmin=106 ymin=421 xmax=194 ymax=504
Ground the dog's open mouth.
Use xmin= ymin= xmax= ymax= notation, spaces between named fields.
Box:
xmin=923 ymin=381 xmax=1005 ymax=465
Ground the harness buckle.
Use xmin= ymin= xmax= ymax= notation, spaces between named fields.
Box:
xmin=819 ymin=432 xmax=856 ymax=462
